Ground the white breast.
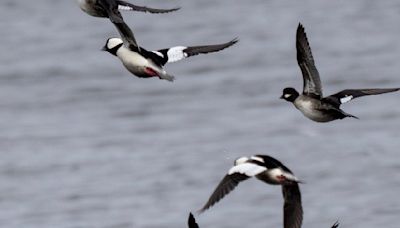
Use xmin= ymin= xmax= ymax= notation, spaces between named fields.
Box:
xmin=118 ymin=48 xmax=149 ymax=67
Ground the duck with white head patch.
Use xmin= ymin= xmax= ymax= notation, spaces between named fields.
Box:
xmin=77 ymin=0 xmax=179 ymax=56
xmin=280 ymin=23 xmax=400 ymax=122
xmin=199 ymin=155 xmax=303 ymax=228
xmin=102 ymin=21 xmax=238 ymax=81
xmin=198 ymin=155 xmax=340 ymax=228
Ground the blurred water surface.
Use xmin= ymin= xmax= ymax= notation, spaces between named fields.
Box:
xmin=1 ymin=0 xmax=400 ymax=227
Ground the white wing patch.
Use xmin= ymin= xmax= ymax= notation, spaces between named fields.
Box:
xmin=152 ymin=51 xmax=164 ymax=58
xmin=340 ymin=95 xmax=353 ymax=104
xmin=118 ymin=5 xmax=134 ymax=11
xmin=166 ymin=46 xmax=188 ymax=63
xmin=228 ymin=163 xmax=267 ymax=177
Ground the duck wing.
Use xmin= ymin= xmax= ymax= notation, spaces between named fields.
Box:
xmin=296 ymin=23 xmax=323 ymax=98
xmin=199 ymin=162 xmax=266 ymax=213
xmin=324 ymin=88 xmax=400 ymax=106
xmin=282 ymin=183 xmax=303 ymax=228
xmin=188 ymin=213 xmax=199 ymax=228
xmin=116 ymin=1 xmax=180 ymax=14
xmin=152 ymin=38 xmax=238 ymax=66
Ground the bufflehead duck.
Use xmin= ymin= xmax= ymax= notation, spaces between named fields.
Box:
xmin=76 ymin=0 xmax=179 ymax=19
xmin=199 ymin=155 xmax=302 ymax=228
xmin=102 ymin=22 xmax=238 ymax=81
xmin=199 ymin=155 xmax=340 ymax=228
xmin=188 ymin=213 xmax=199 ymax=228
xmin=280 ymin=23 xmax=400 ymax=122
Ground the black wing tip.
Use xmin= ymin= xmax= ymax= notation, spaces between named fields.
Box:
xmin=297 ymin=23 xmax=305 ymax=34
xmin=331 ymin=220 xmax=340 ymax=228
xmin=362 ymin=88 xmax=400 ymax=93
xmin=296 ymin=23 xmax=307 ymax=41
xmin=222 ymin=37 xmax=240 ymax=48
xmin=386 ymin=87 xmax=400 ymax=92
xmin=188 ymin=212 xmax=199 ymax=228
xmin=148 ymin=7 xmax=181 ymax=14
xmin=188 ymin=212 xmax=195 ymax=221
xmin=231 ymin=37 xmax=240 ymax=43
xmin=167 ymin=7 xmax=181 ymax=12
xmin=224 ymin=37 xmax=240 ymax=49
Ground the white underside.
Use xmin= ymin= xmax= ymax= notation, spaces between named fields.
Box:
xmin=117 ymin=47 xmax=156 ymax=74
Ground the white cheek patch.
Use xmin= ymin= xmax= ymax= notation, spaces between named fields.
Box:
xmin=108 ymin=38 xmax=123 ymax=49
xmin=166 ymin=46 xmax=188 ymax=63
xmin=152 ymin=51 xmax=164 ymax=58
xmin=340 ymin=95 xmax=353 ymax=104
xmin=284 ymin=94 xmax=291 ymax=98
xmin=228 ymin=163 xmax=267 ymax=177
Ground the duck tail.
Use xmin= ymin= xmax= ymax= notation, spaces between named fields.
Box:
xmin=345 ymin=113 xmax=359 ymax=119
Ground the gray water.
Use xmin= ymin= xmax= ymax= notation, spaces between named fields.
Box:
xmin=1 ymin=0 xmax=400 ymax=227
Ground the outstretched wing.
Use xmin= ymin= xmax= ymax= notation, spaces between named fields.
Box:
xmin=199 ymin=162 xmax=266 ymax=213
xmin=188 ymin=213 xmax=199 ymax=228
xmin=112 ymin=21 xmax=139 ymax=51
xmin=282 ymin=184 xmax=303 ymax=228
xmin=152 ymin=38 xmax=238 ymax=66
xmin=324 ymin=88 xmax=400 ymax=106
xmin=99 ymin=0 xmax=139 ymax=50
xmin=296 ymin=23 xmax=323 ymax=98
xmin=198 ymin=173 xmax=249 ymax=213
xmin=117 ymin=0 xmax=180 ymax=14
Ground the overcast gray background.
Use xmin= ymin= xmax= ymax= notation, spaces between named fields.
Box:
xmin=1 ymin=0 xmax=400 ymax=227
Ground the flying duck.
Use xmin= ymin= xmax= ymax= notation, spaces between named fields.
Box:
xmin=77 ymin=0 xmax=179 ymax=19
xmin=102 ymin=22 xmax=238 ymax=81
xmin=199 ymin=155 xmax=303 ymax=228
xmin=198 ymin=155 xmax=340 ymax=228
xmin=280 ymin=23 xmax=400 ymax=122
